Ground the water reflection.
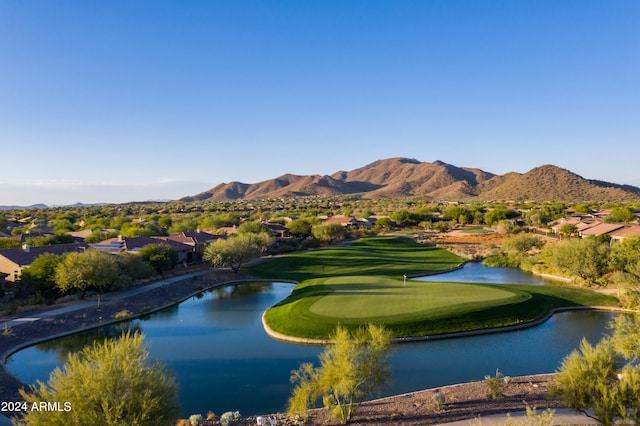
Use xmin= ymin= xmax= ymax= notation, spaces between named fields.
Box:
xmin=34 ymin=322 xmax=140 ymax=364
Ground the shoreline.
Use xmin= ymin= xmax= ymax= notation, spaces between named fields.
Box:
xmin=1 ymin=267 xmax=633 ymax=424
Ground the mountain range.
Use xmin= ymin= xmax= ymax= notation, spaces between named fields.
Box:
xmin=181 ymin=158 xmax=640 ymax=203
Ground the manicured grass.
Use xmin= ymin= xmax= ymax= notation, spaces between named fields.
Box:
xmin=246 ymin=236 xmax=465 ymax=282
xmin=246 ymin=237 xmax=619 ymax=340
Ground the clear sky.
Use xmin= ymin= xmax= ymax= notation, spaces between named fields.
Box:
xmin=1 ymin=0 xmax=638 ymax=206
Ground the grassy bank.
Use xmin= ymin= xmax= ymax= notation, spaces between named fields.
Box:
xmin=246 ymin=237 xmax=618 ymax=340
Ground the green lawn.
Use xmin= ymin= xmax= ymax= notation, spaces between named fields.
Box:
xmin=245 ymin=237 xmax=618 ymax=340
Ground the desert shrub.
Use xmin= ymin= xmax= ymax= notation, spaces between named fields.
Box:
xmin=219 ymin=411 xmax=240 ymax=426
xmin=617 ymin=287 xmax=640 ymax=310
xmin=189 ymin=413 xmax=203 ymax=426
xmin=114 ymin=309 xmax=132 ymax=320
xmin=431 ymin=390 xmax=446 ymax=411
xmin=484 ymin=369 xmax=510 ymax=399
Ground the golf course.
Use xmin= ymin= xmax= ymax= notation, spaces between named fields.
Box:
xmin=245 ymin=237 xmax=618 ymax=340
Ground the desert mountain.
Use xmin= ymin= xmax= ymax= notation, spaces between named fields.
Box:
xmin=181 ymin=158 xmax=640 ymax=202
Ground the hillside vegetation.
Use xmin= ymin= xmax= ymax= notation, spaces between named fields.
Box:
xmin=182 ymin=157 xmax=640 ymax=202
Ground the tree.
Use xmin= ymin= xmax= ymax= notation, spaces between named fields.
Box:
xmin=389 ymin=209 xmax=414 ymax=227
xmin=288 ymin=324 xmax=394 ymax=424
xmin=203 ymin=233 xmax=271 ymax=273
xmin=484 ymin=206 xmax=511 ymax=226
xmin=55 ymin=250 xmax=119 ymax=298
xmin=604 ymin=207 xmax=635 ymax=224
xmin=610 ymin=235 xmax=640 ymax=281
xmin=312 ymin=223 xmax=348 ymax=245
xmin=543 ymin=236 xmax=610 ymax=286
xmin=116 ymin=253 xmax=156 ymax=284
xmin=502 ymin=234 xmax=543 ymax=254
xmin=139 ymin=243 xmax=178 ymax=273
xmin=237 ymin=221 xmax=270 ymax=235
xmin=286 ymin=219 xmax=313 ymax=238
xmin=17 ymin=332 xmax=180 ymax=426
xmin=20 ymin=253 xmax=63 ymax=299
xmin=551 ymin=317 xmax=640 ymax=425
xmin=558 ymin=223 xmax=578 ymax=238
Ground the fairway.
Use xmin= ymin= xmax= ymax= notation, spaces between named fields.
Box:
xmin=311 ymin=277 xmax=525 ymax=319
xmin=247 ymin=237 xmax=619 ymax=340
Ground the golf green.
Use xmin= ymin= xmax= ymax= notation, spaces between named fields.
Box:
xmin=248 ymin=237 xmax=618 ymax=339
xmin=311 ymin=277 xmax=526 ymax=319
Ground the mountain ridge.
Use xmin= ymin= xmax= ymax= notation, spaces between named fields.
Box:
xmin=181 ymin=158 xmax=640 ymax=202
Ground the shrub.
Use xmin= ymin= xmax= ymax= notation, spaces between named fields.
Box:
xmin=618 ymin=287 xmax=640 ymax=310
xmin=2 ymin=324 xmax=12 ymax=336
xmin=431 ymin=390 xmax=446 ymax=411
xmin=484 ymin=369 xmax=510 ymax=399
xmin=219 ymin=411 xmax=240 ymax=426
xmin=114 ymin=309 xmax=132 ymax=320
xmin=189 ymin=413 xmax=203 ymax=426
xmin=206 ymin=411 xmax=216 ymax=420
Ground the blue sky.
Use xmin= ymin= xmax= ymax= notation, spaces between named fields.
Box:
xmin=1 ymin=1 xmax=638 ymax=206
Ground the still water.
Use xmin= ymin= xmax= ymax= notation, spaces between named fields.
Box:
xmin=7 ymin=267 xmax=616 ymax=417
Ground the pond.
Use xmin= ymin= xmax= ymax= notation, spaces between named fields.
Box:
xmin=416 ymin=261 xmax=554 ymax=285
xmin=7 ymin=265 xmax=617 ymax=417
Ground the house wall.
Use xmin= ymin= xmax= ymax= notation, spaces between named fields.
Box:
xmin=0 ymin=256 xmax=21 ymax=282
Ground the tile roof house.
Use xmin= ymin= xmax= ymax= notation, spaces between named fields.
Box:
xmin=166 ymin=230 xmax=224 ymax=261
xmin=610 ymin=225 xmax=640 ymax=243
xmin=0 ymin=242 xmax=89 ymax=282
xmin=579 ymin=222 xmax=626 ymax=237
xmin=323 ymin=215 xmax=361 ymax=227
xmin=261 ymin=222 xmax=290 ymax=238
xmin=90 ymin=236 xmax=194 ymax=263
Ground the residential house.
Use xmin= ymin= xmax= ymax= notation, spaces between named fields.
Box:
xmin=0 ymin=242 xmax=89 ymax=283
xmin=262 ymin=222 xmax=290 ymax=238
xmin=323 ymin=215 xmax=361 ymax=228
xmin=579 ymin=222 xmax=626 ymax=238
xmin=610 ymin=225 xmax=640 ymax=244
xmin=90 ymin=236 xmax=194 ymax=263
xmin=166 ymin=230 xmax=224 ymax=261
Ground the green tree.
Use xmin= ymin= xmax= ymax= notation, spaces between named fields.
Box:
xmin=115 ymin=253 xmax=156 ymax=286
xmin=167 ymin=219 xmax=197 ymax=234
xmin=17 ymin=332 xmax=180 ymax=426
xmin=286 ymin=219 xmax=313 ymax=238
xmin=55 ymin=250 xmax=119 ymax=298
xmin=203 ymin=233 xmax=271 ymax=273
xmin=543 ymin=236 xmax=611 ymax=285
xmin=551 ymin=317 xmax=640 ymax=425
xmin=312 ymin=223 xmax=348 ymax=245
xmin=0 ymin=237 xmax=22 ymax=248
xmin=389 ymin=209 xmax=414 ymax=227
xmin=237 ymin=221 xmax=270 ymax=235
xmin=372 ymin=217 xmax=392 ymax=233
xmin=502 ymin=234 xmax=543 ymax=254
xmin=20 ymin=253 xmax=63 ymax=299
xmin=558 ymin=223 xmax=579 ymax=238
xmin=484 ymin=206 xmax=510 ymax=226
xmin=120 ymin=222 xmax=164 ymax=237
xmin=604 ymin=207 xmax=635 ymax=223
xmin=611 ymin=235 xmax=640 ymax=281
xmin=139 ymin=243 xmax=179 ymax=273
xmin=288 ymin=324 xmax=393 ymax=424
